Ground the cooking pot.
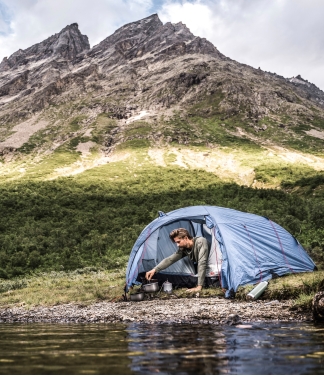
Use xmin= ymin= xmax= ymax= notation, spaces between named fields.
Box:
xmin=130 ymin=291 xmax=145 ymax=301
xmin=142 ymin=281 xmax=159 ymax=293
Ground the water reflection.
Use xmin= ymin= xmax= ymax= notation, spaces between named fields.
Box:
xmin=127 ymin=323 xmax=228 ymax=374
xmin=0 ymin=324 xmax=131 ymax=374
xmin=126 ymin=323 xmax=324 ymax=375
xmin=223 ymin=324 xmax=324 ymax=375
xmin=0 ymin=322 xmax=323 ymax=374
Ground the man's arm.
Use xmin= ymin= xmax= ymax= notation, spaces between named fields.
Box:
xmin=145 ymin=251 xmax=183 ymax=280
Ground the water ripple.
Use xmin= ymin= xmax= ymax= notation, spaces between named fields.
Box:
xmin=0 ymin=322 xmax=323 ymax=374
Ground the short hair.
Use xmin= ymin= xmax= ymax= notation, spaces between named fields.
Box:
xmin=169 ymin=228 xmax=193 ymax=242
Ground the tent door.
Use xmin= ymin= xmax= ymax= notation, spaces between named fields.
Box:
xmin=156 ymin=220 xmax=197 ymax=275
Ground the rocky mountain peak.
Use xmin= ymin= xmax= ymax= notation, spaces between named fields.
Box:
xmin=0 ymin=23 xmax=89 ymax=72
xmin=51 ymin=23 xmax=90 ymax=60
xmin=89 ymin=13 xmax=223 ymax=61
xmin=89 ymin=14 xmax=163 ymax=56
xmin=118 ymin=13 xmax=162 ymax=34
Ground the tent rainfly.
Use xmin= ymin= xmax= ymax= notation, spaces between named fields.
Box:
xmin=126 ymin=206 xmax=316 ymax=298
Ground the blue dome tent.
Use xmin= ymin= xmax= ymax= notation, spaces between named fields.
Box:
xmin=125 ymin=206 xmax=316 ymax=298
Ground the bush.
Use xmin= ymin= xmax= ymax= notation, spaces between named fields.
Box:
xmin=0 ymin=167 xmax=322 ymax=278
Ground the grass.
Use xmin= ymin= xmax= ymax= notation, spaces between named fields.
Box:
xmin=124 ymin=121 xmax=153 ymax=137
xmin=25 ymin=149 xmax=81 ymax=179
xmin=1 ymin=269 xmax=323 ymax=310
xmin=160 ymin=108 xmax=324 ymax=159
xmin=174 ymin=91 xmax=324 ymax=155
xmin=161 ymin=112 xmax=258 ymax=148
xmin=17 ymin=128 xmax=49 ymax=154
xmin=90 ymin=113 xmax=117 ymax=144
xmin=254 ymin=162 xmax=316 ymax=187
xmin=0 ymin=268 xmax=126 ymax=308
xmin=116 ymin=139 xmax=150 ymax=150
xmin=164 ymin=152 xmax=177 ymax=164
xmin=235 ymin=270 xmax=324 ymax=309
xmin=69 ymin=116 xmax=87 ymax=132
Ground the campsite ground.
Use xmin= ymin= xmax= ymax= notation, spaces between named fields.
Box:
xmin=0 ymin=269 xmax=322 ymax=323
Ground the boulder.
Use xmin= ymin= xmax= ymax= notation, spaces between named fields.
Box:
xmin=312 ymin=291 xmax=324 ymax=322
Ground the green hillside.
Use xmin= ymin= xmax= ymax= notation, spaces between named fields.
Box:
xmin=0 ymin=143 xmax=323 ymax=279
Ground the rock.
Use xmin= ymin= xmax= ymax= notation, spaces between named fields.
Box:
xmin=312 ymin=291 xmax=324 ymax=322
xmin=264 ymin=300 xmax=280 ymax=305
xmin=227 ymin=314 xmax=241 ymax=325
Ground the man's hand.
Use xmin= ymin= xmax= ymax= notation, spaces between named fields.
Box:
xmin=186 ymin=285 xmax=202 ymax=293
xmin=145 ymin=268 xmax=156 ymax=281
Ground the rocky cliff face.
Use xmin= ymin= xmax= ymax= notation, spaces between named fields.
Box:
xmin=0 ymin=13 xmax=324 ymax=158
xmin=0 ymin=23 xmax=89 ymax=71
xmin=89 ymin=14 xmax=222 ymax=62
xmin=289 ymin=74 xmax=324 ymax=106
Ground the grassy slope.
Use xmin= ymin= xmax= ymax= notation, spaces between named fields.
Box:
xmin=1 ymin=102 xmax=324 ymax=308
xmin=0 ymin=145 xmax=323 ymax=276
xmin=0 ymin=269 xmax=126 ymax=307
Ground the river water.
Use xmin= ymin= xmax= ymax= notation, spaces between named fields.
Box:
xmin=0 ymin=322 xmax=323 ymax=374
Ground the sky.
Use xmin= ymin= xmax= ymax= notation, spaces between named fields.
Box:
xmin=0 ymin=0 xmax=324 ymax=90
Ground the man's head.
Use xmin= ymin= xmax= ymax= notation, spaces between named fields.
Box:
xmin=169 ymin=228 xmax=193 ymax=248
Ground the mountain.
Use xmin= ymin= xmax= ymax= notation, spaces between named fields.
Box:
xmin=0 ymin=14 xmax=324 ymax=278
xmin=0 ymin=14 xmax=324 ymax=177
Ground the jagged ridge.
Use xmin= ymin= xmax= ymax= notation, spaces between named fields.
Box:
xmin=0 ymin=14 xmax=324 ymax=159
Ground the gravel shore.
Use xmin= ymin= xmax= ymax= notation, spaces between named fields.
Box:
xmin=0 ymin=297 xmax=312 ymax=324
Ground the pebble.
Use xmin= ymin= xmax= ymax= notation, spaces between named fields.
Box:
xmin=264 ymin=300 xmax=280 ymax=305
xmin=0 ymin=298 xmax=312 ymax=324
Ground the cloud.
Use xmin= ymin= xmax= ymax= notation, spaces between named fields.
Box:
xmin=0 ymin=0 xmax=153 ymax=59
xmin=159 ymin=0 xmax=324 ymax=90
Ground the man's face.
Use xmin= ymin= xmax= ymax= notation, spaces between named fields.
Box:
xmin=173 ymin=236 xmax=190 ymax=248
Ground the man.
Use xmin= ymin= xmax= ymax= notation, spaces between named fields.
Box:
xmin=145 ymin=228 xmax=210 ymax=293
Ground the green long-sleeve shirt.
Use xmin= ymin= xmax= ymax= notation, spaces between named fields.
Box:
xmin=154 ymin=237 xmax=210 ymax=286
